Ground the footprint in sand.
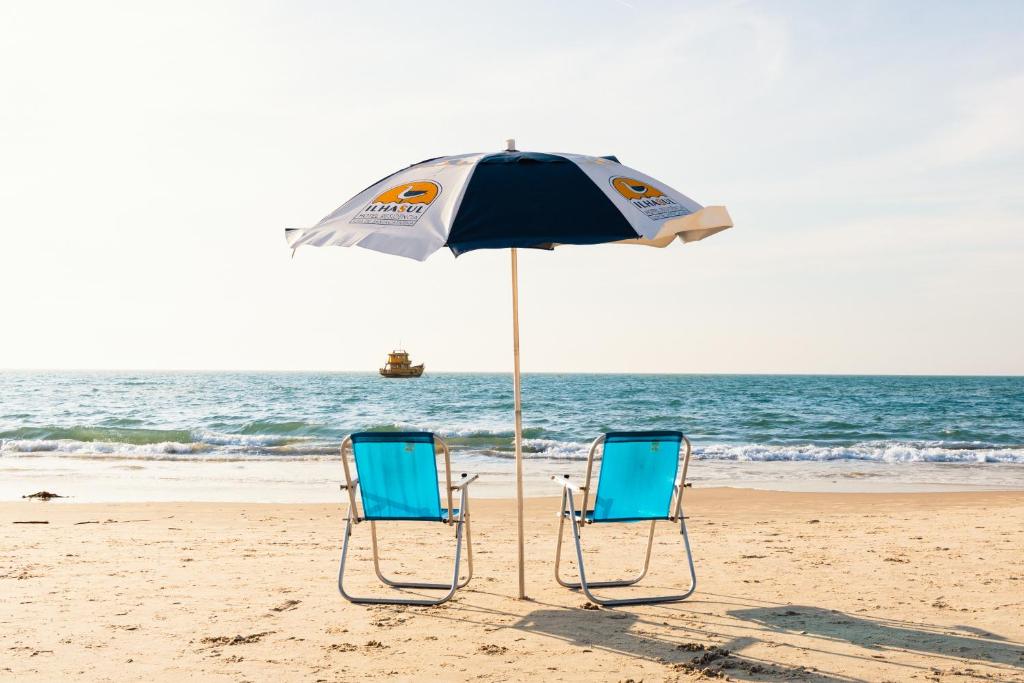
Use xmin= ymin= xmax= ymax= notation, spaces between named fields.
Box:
xmin=270 ymin=599 xmax=301 ymax=612
xmin=326 ymin=642 xmax=358 ymax=652
xmin=200 ymin=631 xmax=273 ymax=647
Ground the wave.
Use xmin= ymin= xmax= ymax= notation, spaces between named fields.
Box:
xmin=190 ymin=430 xmax=301 ymax=448
xmin=0 ymin=426 xmax=195 ymax=445
xmin=416 ymin=439 xmax=1024 ymax=464
xmin=694 ymin=441 xmax=1024 ymax=464
xmin=354 ymin=422 xmax=549 ymax=440
xmin=0 ymin=421 xmax=552 ymax=460
xmin=236 ymin=420 xmax=334 ymax=436
xmin=2 ymin=423 xmax=1022 ymax=465
xmin=0 ymin=424 xmax=327 ymax=459
xmin=1 ymin=439 xmax=209 ymax=456
xmin=0 ymin=438 xmax=340 ymax=461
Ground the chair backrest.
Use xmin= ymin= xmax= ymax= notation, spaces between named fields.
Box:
xmin=348 ymin=432 xmax=447 ymax=521
xmin=591 ymin=431 xmax=683 ymax=522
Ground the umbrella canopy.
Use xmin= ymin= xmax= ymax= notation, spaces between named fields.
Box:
xmin=286 ymin=142 xmax=732 ymax=599
xmin=286 ymin=147 xmax=731 ymax=260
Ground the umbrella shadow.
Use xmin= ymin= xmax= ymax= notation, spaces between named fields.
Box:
xmin=727 ymin=605 xmax=1024 ymax=670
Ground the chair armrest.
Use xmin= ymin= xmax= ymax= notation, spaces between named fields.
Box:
xmin=670 ymin=480 xmax=692 ymax=521
xmin=340 ymin=478 xmax=359 ymax=491
xmin=551 ymin=475 xmax=586 ymax=493
xmin=450 ymin=473 xmax=480 ymax=491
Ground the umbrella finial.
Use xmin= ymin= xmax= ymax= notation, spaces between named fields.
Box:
xmin=505 ymin=138 xmax=517 ymax=152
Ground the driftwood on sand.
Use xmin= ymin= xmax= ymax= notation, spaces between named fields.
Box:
xmin=22 ymin=491 xmax=65 ymax=500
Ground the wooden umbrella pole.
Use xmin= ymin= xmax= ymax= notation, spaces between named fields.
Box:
xmin=510 ymin=247 xmax=526 ymax=599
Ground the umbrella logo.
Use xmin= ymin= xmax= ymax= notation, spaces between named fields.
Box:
xmin=610 ymin=176 xmax=690 ymax=221
xmin=611 ymin=177 xmax=663 ymax=200
xmin=351 ymin=180 xmax=442 ymax=227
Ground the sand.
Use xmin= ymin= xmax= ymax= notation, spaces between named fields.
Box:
xmin=2 ymin=489 xmax=1023 ymax=682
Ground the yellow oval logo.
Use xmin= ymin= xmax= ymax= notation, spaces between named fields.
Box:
xmin=610 ymin=175 xmax=690 ymax=221
xmin=351 ymin=180 xmax=442 ymax=227
xmin=611 ymin=176 xmax=665 ymax=200
xmin=373 ymin=181 xmax=440 ymax=205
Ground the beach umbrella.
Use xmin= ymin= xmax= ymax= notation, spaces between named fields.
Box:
xmin=286 ymin=140 xmax=732 ymax=599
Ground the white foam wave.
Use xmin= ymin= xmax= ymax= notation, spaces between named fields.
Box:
xmin=521 ymin=438 xmax=589 ymax=460
xmin=3 ymin=435 xmax=1022 ymax=465
xmin=0 ymin=443 xmax=338 ymax=463
xmin=355 ymin=420 xmax=550 ymax=441
xmin=695 ymin=442 xmax=1024 ymax=464
xmin=1 ymin=439 xmax=61 ymax=452
xmin=190 ymin=429 xmax=301 ymax=447
xmin=1 ymin=439 xmax=209 ymax=456
xmin=372 ymin=422 xmax=523 ymax=439
xmin=0 ymin=433 xmax=336 ymax=461
xmin=479 ymin=439 xmax=1024 ymax=464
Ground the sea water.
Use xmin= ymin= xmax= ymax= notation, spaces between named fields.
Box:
xmin=1 ymin=372 xmax=1022 ymax=501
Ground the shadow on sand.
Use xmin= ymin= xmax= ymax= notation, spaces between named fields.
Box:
xmin=514 ymin=606 xmax=856 ymax=681
xmin=416 ymin=589 xmax=1024 ymax=682
xmin=423 ymin=594 xmax=858 ymax=681
xmin=727 ymin=604 xmax=1024 ymax=671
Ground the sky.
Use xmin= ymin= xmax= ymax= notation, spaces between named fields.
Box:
xmin=1 ymin=1 xmax=1022 ymax=374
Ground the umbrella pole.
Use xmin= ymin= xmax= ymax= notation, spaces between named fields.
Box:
xmin=510 ymin=248 xmax=526 ymax=599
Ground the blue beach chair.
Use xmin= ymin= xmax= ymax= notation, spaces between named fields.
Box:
xmin=338 ymin=432 xmax=477 ymax=605
xmin=553 ymin=431 xmax=696 ymax=606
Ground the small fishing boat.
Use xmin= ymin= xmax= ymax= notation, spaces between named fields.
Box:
xmin=379 ymin=350 xmax=424 ymax=378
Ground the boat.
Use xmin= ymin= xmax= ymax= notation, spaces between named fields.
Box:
xmin=379 ymin=350 xmax=424 ymax=378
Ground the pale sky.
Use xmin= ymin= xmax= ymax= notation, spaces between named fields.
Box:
xmin=1 ymin=1 xmax=1022 ymax=374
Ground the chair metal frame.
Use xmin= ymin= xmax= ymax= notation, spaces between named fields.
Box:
xmin=338 ymin=434 xmax=477 ymax=605
xmin=553 ymin=433 xmax=697 ymax=606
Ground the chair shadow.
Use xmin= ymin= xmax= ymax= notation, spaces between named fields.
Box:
xmin=509 ymin=607 xmax=858 ymax=681
xmin=727 ymin=605 xmax=1024 ymax=670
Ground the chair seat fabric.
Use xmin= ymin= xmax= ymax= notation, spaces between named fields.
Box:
xmin=592 ymin=431 xmax=682 ymax=522
xmin=362 ymin=509 xmax=460 ymax=522
xmin=563 ymin=509 xmax=664 ymax=523
xmin=351 ymin=432 xmax=443 ymax=521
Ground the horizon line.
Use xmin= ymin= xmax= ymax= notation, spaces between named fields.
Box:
xmin=2 ymin=368 xmax=1022 ymax=378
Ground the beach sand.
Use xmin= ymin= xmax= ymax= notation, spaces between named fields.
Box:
xmin=2 ymin=489 xmax=1022 ymax=682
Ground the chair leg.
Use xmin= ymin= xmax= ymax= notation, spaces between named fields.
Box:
xmin=370 ymin=515 xmax=473 ymax=589
xmin=458 ymin=501 xmax=474 ymax=588
xmin=338 ymin=491 xmax=469 ymax=606
xmin=560 ymin=493 xmax=697 ymax=607
xmin=555 ymin=503 xmax=655 ymax=590
xmin=554 ymin=489 xmax=570 ymax=587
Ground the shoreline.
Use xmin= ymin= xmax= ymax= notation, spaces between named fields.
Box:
xmin=4 ymin=489 xmax=1023 ymax=681
xmin=8 ymin=487 xmax=1024 ymax=510
xmin=10 ymin=484 xmax=1024 ymax=506
xmin=4 ymin=455 xmax=1024 ymax=504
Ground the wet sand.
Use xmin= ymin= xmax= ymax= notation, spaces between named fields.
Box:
xmin=2 ymin=489 xmax=1023 ymax=682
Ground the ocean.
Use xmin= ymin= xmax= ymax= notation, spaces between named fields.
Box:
xmin=2 ymin=372 xmax=1022 ymax=502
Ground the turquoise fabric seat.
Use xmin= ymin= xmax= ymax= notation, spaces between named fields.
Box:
xmin=591 ymin=431 xmax=683 ymax=522
xmin=351 ymin=432 xmax=445 ymax=521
